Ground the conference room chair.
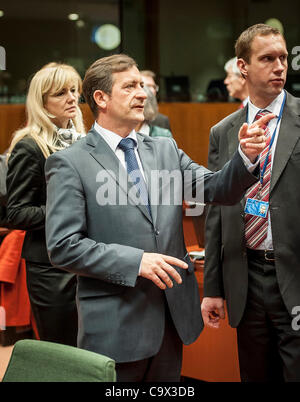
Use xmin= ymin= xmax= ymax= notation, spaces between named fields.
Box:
xmin=2 ymin=339 xmax=116 ymax=382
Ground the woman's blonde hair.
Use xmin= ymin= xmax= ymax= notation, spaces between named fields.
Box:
xmin=8 ymin=62 xmax=85 ymax=159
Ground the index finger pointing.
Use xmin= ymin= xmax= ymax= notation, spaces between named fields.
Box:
xmin=253 ymin=113 xmax=276 ymax=127
xmin=238 ymin=122 xmax=249 ymax=140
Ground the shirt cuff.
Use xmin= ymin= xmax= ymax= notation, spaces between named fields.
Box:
xmin=238 ymin=145 xmax=259 ymax=173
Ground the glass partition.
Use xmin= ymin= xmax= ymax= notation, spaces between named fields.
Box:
xmin=0 ymin=0 xmax=299 ymax=104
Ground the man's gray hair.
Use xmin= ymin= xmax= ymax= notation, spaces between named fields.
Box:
xmin=143 ymin=85 xmax=158 ymax=122
xmin=224 ymin=57 xmax=241 ymax=76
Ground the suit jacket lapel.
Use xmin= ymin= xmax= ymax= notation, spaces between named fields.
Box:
xmin=136 ymin=134 xmax=158 ymax=225
xmin=87 ymin=128 xmax=128 ymax=194
xmin=87 ymin=128 xmax=153 ymax=224
xmin=227 ymin=107 xmax=247 ymax=159
xmin=227 ymin=107 xmax=247 ymax=210
xmin=270 ymin=93 xmax=300 ymax=193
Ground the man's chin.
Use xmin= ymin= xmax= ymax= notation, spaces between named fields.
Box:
xmin=133 ymin=113 xmax=145 ymax=123
xmin=124 ymin=114 xmax=144 ymax=130
xmin=270 ymin=80 xmax=285 ymax=92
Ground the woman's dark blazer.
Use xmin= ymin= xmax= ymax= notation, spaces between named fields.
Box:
xmin=6 ymin=136 xmax=49 ymax=263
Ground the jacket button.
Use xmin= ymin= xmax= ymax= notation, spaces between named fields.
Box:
xmin=155 ymin=228 xmax=160 ymax=235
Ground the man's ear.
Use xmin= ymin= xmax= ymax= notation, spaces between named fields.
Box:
xmin=93 ymin=90 xmax=109 ymax=110
xmin=237 ymin=58 xmax=248 ymax=79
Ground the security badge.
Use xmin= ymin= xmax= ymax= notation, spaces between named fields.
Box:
xmin=245 ymin=151 xmax=270 ymax=218
xmin=244 ymin=197 xmax=269 ymax=218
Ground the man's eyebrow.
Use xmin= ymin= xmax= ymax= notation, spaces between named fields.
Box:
xmin=122 ymin=79 xmax=143 ymax=86
xmin=258 ymin=51 xmax=288 ymax=60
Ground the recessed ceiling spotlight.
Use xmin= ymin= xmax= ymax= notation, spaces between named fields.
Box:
xmin=68 ymin=13 xmax=79 ymax=21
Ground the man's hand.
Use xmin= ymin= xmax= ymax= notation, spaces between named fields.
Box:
xmin=139 ymin=253 xmax=188 ymax=289
xmin=201 ymin=297 xmax=225 ymax=329
xmin=239 ymin=113 xmax=276 ymax=163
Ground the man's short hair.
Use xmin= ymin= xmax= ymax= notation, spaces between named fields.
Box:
xmin=235 ymin=23 xmax=285 ymax=63
xmin=83 ymin=54 xmax=137 ymax=117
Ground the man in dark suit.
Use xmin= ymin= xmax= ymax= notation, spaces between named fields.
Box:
xmin=202 ymin=24 xmax=300 ymax=382
xmin=140 ymin=70 xmax=171 ymax=130
xmin=45 ymin=54 xmax=269 ymax=382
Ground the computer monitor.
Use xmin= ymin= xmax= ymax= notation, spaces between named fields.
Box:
xmin=165 ymin=76 xmax=190 ymax=102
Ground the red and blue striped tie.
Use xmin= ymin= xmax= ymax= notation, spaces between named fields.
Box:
xmin=244 ymin=110 xmax=272 ymax=249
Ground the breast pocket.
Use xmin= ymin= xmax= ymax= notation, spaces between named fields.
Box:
xmin=290 ymin=140 xmax=300 ymax=161
xmin=290 ymin=151 xmax=300 ymax=161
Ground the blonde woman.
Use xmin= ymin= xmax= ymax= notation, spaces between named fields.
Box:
xmin=6 ymin=63 xmax=85 ymax=345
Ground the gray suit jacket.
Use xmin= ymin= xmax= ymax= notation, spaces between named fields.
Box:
xmin=204 ymin=91 xmax=300 ymax=327
xmin=45 ymin=128 xmax=257 ymax=362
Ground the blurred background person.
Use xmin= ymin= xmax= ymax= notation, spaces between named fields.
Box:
xmin=140 ymin=70 xmax=171 ymax=130
xmin=224 ymin=57 xmax=248 ymax=108
xmin=0 ymin=152 xmax=8 ymax=230
xmin=136 ymin=85 xmax=172 ymax=138
xmin=6 ymin=62 xmax=85 ymax=346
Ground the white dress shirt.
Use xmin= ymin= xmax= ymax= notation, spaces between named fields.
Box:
xmin=246 ymin=90 xmax=285 ymax=250
xmin=137 ymin=122 xmax=150 ymax=136
xmin=93 ymin=122 xmax=148 ymax=275
xmin=93 ymin=121 xmax=147 ymax=182
xmin=242 ymin=97 xmax=249 ymax=108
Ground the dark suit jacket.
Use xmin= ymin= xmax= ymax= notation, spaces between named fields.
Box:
xmin=151 ymin=112 xmax=171 ymax=130
xmin=6 ymin=136 xmax=49 ymax=263
xmin=204 ymin=91 xmax=300 ymax=327
xmin=45 ymin=128 xmax=258 ymax=363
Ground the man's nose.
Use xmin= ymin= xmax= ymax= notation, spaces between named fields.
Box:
xmin=137 ymin=87 xmax=147 ymax=99
xmin=274 ymin=58 xmax=286 ymax=72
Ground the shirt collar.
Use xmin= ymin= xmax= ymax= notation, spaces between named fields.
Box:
xmin=137 ymin=122 xmax=150 ymax=136
xmin=242 ymin=97 xmax=249 ymax=108
xmin=93 ymin=121 xmax=138 ymax=152
xmin=248 ymin=90 xmax=285 ymax=123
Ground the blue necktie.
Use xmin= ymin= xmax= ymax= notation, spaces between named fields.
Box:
xmin=118 ymin=138 xmax=152 ymax=218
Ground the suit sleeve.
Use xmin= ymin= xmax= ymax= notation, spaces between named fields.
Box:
xmin=203 ymin=128 xmax=225 ymax=298
xmin=45 ymin=151 xmax=143 ymax=287
xmin=6 ymin=139 xmax=46 ymax=230
xmin=176 ymin=138 xmax=258 ymax=207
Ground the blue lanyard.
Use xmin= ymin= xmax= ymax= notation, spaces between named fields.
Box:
xmin=247 ymin=90 xmax=286 ymax=186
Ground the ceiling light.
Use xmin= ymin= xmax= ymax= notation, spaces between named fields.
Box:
xmin=68 ymin=13 xmax=79 ymax=21
xmin=92 ymin=24 xmax=121 ymax=50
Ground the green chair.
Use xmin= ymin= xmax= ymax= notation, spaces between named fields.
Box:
xmin=2 ymin=339 xmax=116 ymax=382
